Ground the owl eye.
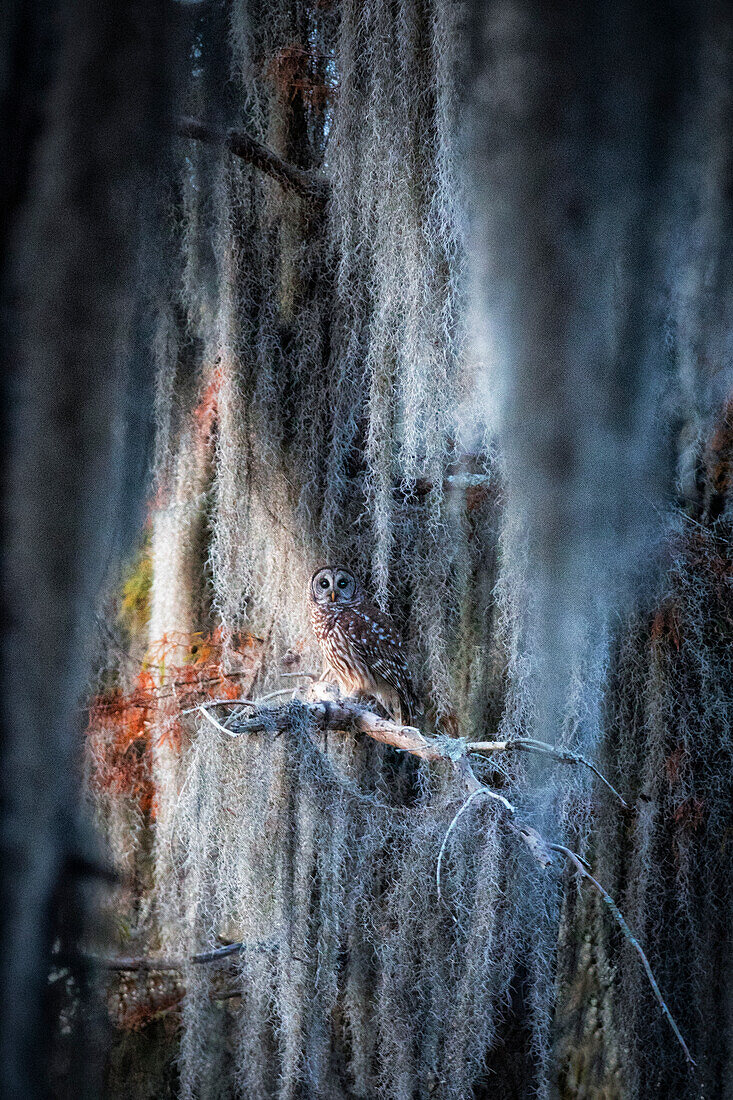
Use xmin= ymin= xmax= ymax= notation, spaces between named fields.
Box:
xmin=337 ymin=577 xmax=349 ymax=589
xmin=319 ymin=577 xmax=330 ymax=589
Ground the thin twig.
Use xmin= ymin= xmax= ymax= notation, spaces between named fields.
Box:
xmin=469 ymin=738 xmax=627 ymax=806
xmin=256 ymin=688 xmax=299 ymax=703
xmin=436 ymin=788 xmax=512 ymax=920
xmin=552 ymin=844 xmax=696 ymax=1066
xmin=81 ymin=939 xmax=278 ymax=972
xmin=181 ymin=698 xmax=257 ymax=715
xmin=197 ymin=705 xmax=240 ymax=739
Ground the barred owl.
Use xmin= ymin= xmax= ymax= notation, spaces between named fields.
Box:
xmin=308 ymin=566 xmax=418 ymax=725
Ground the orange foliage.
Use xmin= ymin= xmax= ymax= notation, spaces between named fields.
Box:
xmin=87 ymin=630 xmax=261 ymax=818
xmin=703 ymin=396 xmax=733 ymax=520
xmin=192 ymin=362 xmax=224 ymax=458
xmin=114 ymin=985 xmax=184 ymax=1032
xmin=650 ymin=604 xmax=681 ymax=651
xmin=267 ymin=42 xmax=333 ymax=110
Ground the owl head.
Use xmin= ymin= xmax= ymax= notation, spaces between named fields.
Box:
xmin=310 ymin=565 xmax=361 ymax=605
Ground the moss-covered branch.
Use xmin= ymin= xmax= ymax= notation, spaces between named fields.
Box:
xmin=175 ymin=116 xmax=329 ymax=200
xmin=197 ymin=692 xmax=693 ymax=1065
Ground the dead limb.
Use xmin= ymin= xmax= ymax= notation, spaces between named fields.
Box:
xmin=174 ymin=116 xmax=328 ymax=200
xmin=552 ymin=845 xmax=696 ymax=1067
xmin=81 ymin=940 xmax=278 ymax=972
xmin=209 ymin=694 xmax=691 ymax=1064
xmin=219 ymin=695 xmax=563 ymax=870
xmin=469 ymin=737 xmax=627 ymax=807
xmin=227 ymin=696 xmax=443 ymax=758
xmin=218 ymin=695 xmax=624 ymax=804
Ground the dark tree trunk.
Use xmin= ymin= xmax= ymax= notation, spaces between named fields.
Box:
xmin=0 ymin=2 xmax=171 ymax=1094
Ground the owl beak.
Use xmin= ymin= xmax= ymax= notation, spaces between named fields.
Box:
xmin=330 ymin=590 xmax=336 ymax=601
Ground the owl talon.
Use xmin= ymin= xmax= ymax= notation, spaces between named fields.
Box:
xmin=308 ymin=678 xmax=343 ymax=705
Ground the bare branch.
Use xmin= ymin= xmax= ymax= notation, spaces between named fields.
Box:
xmin=181 ymin=698 xmax=256 ymax=715
xmin=230 ymin=700 xmax=624 ymax=805
xmin=256 ymin=688 xmax=302 ymax=703
xmin=196 ymin=704 xmax=241 ymax=739
xmin=552 ymin=844 xmax=696 ymax=1066
xmin=81 ymin=940 xmax=278 ymax=972
xmin=228 ymin=698 xmax=552 ymax=868
xmin=437 ymin=787 xmax=511 ymax=919
xmin=231 ymin=696 xmax=443 ymax=757
xmin=214 ymin=693 xmax=691 ymax=1064
xmin=174 ymin=116 xmax=329 ymax=200
xmin=468 ymin=737 xmax=627 ymax=806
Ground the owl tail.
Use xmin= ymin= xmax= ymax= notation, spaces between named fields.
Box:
xmin=395 ymin=688 xmax=421 ymax=728
xmin=393 ymin=699 xmax=407 ymax=727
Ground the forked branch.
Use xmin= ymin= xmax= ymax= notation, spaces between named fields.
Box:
xmin=194 ymin=693 xmax=693 ymax=1065
xmin=469 ymin=737 xmax=627 ymax=806
xmin=174 ymin=116 xmax=328 ymax=200
xmin=215 ymin=695 xmax=625 ymax=804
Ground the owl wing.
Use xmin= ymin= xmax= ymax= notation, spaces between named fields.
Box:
xmin=339 ymin=605 xmax=417 ymax=716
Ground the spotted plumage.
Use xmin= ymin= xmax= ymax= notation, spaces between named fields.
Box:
xmin=308 ymin=565 xmax=418 ymax=725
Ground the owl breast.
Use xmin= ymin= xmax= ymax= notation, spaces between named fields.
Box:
xmin=308 ymin=597 xmax=415 ymax=723
xmin=309 ymin=601 xmax=377 ymax=695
